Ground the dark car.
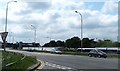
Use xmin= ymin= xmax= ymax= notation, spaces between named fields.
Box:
xmin=88 ymin=49 xmax=107 ymax=58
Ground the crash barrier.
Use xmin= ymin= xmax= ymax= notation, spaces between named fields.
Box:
xmin=77 ymin=48 xmax=120 ymax=54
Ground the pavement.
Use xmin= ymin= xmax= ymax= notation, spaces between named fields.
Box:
xmin=6 ymin=49 xmax=119 ymax=71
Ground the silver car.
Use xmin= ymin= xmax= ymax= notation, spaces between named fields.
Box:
xmin=50 ymin=49 xmax=62 ymax=54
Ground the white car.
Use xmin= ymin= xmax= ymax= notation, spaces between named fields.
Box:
xmin=50 ymin=49 xmax=62 ymax=54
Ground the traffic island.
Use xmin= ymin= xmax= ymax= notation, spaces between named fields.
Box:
xmin=1 ymin=51 xmax=40 ymax=71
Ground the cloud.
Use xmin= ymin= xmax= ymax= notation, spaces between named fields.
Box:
xmin=27 ymin=2 xmax=51 ymax=11
xmin=0 ymin=1 xmax=118 ymax=45
xmin=101 ymin=1 xmax=118 ymax=14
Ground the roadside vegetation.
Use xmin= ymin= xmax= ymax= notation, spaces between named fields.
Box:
xmin=1 ymin=51 xmax=37 ymax=71
xmin=42 ymin=36 xmax=120 ymax=48
xmin=0 ymin=51 xmax=2 ymax=71
xmin=5 ymin=56 xmax=37 ymax=71
xmin=40 ymin=36 xmax=120 ymax=58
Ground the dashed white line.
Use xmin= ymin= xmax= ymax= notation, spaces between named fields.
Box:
xmin=56 ymin=65 xmax=60 ymax=67
xmin=45 ymin=62 xmax=73 ymax=70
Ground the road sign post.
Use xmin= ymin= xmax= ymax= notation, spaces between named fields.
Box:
xmin=0 ymin=32 xmax=8 ymax=69
xmin=0 ymin=32 xmax=8 ymax=51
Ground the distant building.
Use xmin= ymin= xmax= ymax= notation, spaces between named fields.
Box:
xmin=15 ymin=42 xmax=40 ymax=49
xmin=0 ymin=41 xmax=40 ymax=49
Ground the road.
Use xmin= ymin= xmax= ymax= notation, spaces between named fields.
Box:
xmin=7 ymin=50 xmax=119 ymax=71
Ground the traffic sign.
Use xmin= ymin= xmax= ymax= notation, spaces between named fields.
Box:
xmin=0 ymin=32 xmax=8 ymax=42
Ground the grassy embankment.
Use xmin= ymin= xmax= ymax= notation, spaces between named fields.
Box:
xmin=1 ymin=51 xmax=37 ymax=71
xmin=0 ymin=51 xmax=2 ymax=71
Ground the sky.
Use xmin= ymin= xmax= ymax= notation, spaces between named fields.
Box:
xmin=0 ymin=0 xmax=119 ymax=45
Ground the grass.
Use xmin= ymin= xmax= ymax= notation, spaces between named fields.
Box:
xmin=1 ymin=51 xmax=37 ymax=71
xmin=107 ymin=54 xmax=120 ymax=58
xmin=5 ymin=56 xmax=37 ymax=71
xmin=0 ymin=51 xmax=2 ymax=71
xmin=3 ymin=52 xmax=24 ymax=64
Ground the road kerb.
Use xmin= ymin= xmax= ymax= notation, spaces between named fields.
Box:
xmin=36 ymin=59 xmax=45 ymax=69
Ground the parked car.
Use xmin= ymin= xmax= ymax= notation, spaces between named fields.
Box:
xmin=50 ymin=49 xmax=62 ymax=54
xmin=88 ymin=49 xmax=107 ymax=58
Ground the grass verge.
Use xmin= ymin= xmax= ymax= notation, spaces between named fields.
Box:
xmin=2 ymin=51 xmax=37 ymax=71
xmin=5 ymin=56 xmax=37 ymax=71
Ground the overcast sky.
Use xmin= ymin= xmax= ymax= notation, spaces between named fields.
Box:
xmin=0 ymin=0 xmax=119 ymax=45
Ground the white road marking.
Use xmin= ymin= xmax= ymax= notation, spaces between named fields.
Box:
xmin=45 ymin=62 xmax=73 ymax=70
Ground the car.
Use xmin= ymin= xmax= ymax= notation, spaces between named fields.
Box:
xmin=50 ymin=49 xmax=62 ymax=54
xmin=88 ymin=49 xmax=107 ymax=58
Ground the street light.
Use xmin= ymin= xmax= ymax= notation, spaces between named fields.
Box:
xmin=3 ymin=1 xmax=17 ymax=69
xmin=5 ymin=1 xmax=17 ymax=32
xmin=31 ymin=25 xmax=36 ymax=43
xmin=31 ymin=25 xmax=36 ymax=50
xmin=75 ymin=11 xmax=83 ymax=52
xmin=4 ymin=0 xmax=17 ymax=51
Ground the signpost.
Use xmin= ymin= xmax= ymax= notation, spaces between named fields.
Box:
xmin=0 ymin=32 xmax=8 ymax=69
xmin=1 ymin=32 xmax=8 ymax=41
xmin=0 ymin=32 xmax=8 ymax=51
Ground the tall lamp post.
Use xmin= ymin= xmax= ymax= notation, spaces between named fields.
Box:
xmin=31 ymin=25 xmax=36 ymax=50
xmin=3 ymin=1 xmax=17 ymax=69
xmin=5 ymin=1 xmax=17 ymax=32
xmin=75 ymin=11 xmax=83 ymax=52
xmin=4 ymin=0 xmax=17 ymax=51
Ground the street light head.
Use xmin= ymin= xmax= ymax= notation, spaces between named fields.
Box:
xmin=75 ymin=11 xmax=78 ymax=13
xmin=14 ymin=1 xmax=17 ymax=2
xmin=8 ymin=1 xmax=17 ymax=4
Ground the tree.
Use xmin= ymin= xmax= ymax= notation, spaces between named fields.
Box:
xmin=65 ymin=38 xmax=71 ymax=48
xmin=42 ymin=43 xmax=50 ymax=47
xmin=95 ymin=39 xmax=120 ymax=47
xmin=112 ymin=42 xmax=119 ymax=47
xmin=82 ymin=38 xmax=95 ymax=48
xmin=65 ymin=36 xmax=80 ymax=49
xmin=96 ymin=40 xmax=103 ymax=47
xmin=82 ymin=38 xmax=90 ymax=48
xmin=56 ymin=40 xmax=65 ymax=47
xmin=49 ymin=40 xmax=57 ymax=47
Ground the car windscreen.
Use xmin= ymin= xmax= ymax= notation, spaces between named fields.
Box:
xmin=97 ymin=49 xmax=104 ymax=53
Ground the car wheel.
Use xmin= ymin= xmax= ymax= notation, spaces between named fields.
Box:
xmin=104 ymin=56 xmax=107 ymax=58
xmin=88 ymin=54 xmax=92 ymax=57
xmin=98 ymin=55 xmax=101 ymax=58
